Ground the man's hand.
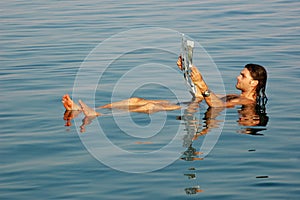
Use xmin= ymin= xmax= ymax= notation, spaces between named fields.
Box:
xmin=177 ymin=56 xmax=183 ymax=71
xmin=190 ymin=66 xmax=203 ymax=83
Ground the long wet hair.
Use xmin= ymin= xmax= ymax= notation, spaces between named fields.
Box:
xmin=245 ymin=63 xmax=268 ymax=108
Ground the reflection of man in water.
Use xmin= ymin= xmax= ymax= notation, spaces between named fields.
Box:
xmin=237 ymin=104 xmax=269 ymax=135
xmin=238 ymin=104 xmax=268 ymax=127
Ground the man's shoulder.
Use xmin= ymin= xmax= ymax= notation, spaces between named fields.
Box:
xmin=225 ymin=95 xmax=256 ymax=107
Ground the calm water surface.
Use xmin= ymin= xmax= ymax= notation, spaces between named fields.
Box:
xmin=1 ymin=0 xmax=299 ymax=199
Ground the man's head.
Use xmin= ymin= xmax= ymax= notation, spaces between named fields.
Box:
xmin=236 ymin=63 xmax=268 ymax=102
xmin=245 ymin=63 xmax=267 ymax=97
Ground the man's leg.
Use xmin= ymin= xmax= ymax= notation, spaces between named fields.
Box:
xmin=129 ymin=102 xmax=181 ymax=114
xmin=99 ymin=97 xmax=169 ymax=109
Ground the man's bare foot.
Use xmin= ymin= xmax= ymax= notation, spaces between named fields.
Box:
xmin=62 ymin=94 xmax=82 ymax=111
xmin=78 ymin=100 xmax=101 ymax=117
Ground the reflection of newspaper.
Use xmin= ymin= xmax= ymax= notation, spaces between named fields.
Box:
xmin=181 ymin=35 xmax=197 ymax=96
xmin=181 ymin=105 xmax=225 ymax=161
xmin=182 ymin=108 xmax=200 ymax=148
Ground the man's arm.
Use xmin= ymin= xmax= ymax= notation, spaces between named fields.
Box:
xmin=177 ymin=56 xmax=230 ymax=107
xmin=190 ymin=66 xmax=225 ymax=107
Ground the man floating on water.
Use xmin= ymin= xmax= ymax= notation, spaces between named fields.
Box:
xmin=62 ymin=58 xmax=268 ymax=116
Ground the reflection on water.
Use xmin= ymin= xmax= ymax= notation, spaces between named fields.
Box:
xmin=63 ymin=85 xmax=269 ymax=195
xmin=178 ymin=99 xmax=269 ymax=195
xmin=63 ymin=110 xmax=81 ymax=127
xmin=237 ymin=103 xmax=269 ymax=135
xmin=63 ymin=110 xmax=96 ymax=133
xmin=184 ymin=185 xmax=203 ymax=195
xmin=62 ymin=94 xmax=269 ymax=196
xmin=62 ymin=97 xmax=269 ymax=196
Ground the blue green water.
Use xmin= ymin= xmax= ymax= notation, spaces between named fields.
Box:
xmin=1 ymin=0 xmax=299 ymax=199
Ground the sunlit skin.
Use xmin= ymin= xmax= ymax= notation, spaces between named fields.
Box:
xmin=177 ymin=57 xmax=266 ymax=141
xmin=62 ymin=94 xmax=181 ymax=117
xmin=235 ymin=68 xmax=259 ymax=101
xmin=63 ymin=58 xmax=266 ymax=134
xmin=62 ymin=94 xmax=181 ymax=132
xmin=62 ymin=94 xmax=82 ymax=111
xmin=177 ymin=57 xmax=258 ymax=107
xmin=63 ymin=59 xmax=259 ymax=117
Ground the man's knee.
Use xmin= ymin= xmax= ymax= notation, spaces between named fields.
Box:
xmin=128 ymin=97 xmax=144 ymax=104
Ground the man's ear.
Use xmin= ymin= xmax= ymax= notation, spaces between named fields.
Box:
xmin=250 ymin=80 xmax=259 ymax=87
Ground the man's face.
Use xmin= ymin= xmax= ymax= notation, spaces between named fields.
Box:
xmin=236 ymin=68 xmax=253 ymax=92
